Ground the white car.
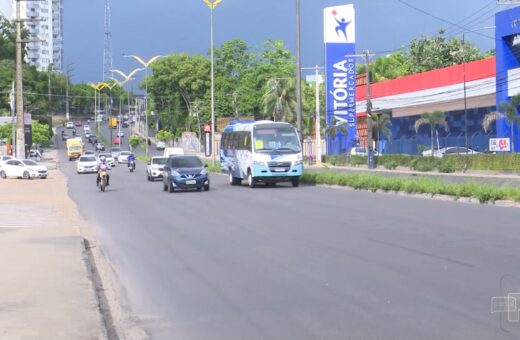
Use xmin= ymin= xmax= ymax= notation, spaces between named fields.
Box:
xmin=110 ymin=147 xmax=122 ymax=161
xmin=116 ymin=131 xmax=125 ymax=137
xmin=77 ymin=155 xmax=99 ymax=173
xmin=163 ymin=147 xmax=184 ymax=157
xmin=0 ymin=155 xmax=14 ymax=165
xmin=422 ymin=147 xmax=479 ymax=157
xmin=84 ymin=126 xmax=91 ymax=132
xmin=156 ymin=141 xmax=166 ymax=150
xmin=97 ymin=153 xmax=116 ymax=167
xmin=147 ymin=156 xmax=168 ymax=181
xmin=0 ymin=159 xmax=48 ymax=179
xmin=83 ymin=150 xmax=96 ymax=157
xmin=118 ymin=151 xmax=132 ymax=164
xmin=66 ymin=122 xmax=74 ymax=129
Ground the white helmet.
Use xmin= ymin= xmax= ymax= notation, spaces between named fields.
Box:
xmin=99 ymin=155 xmax=106 ymax=163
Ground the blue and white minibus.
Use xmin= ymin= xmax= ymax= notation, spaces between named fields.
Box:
xmin=220 ymin=120 xmax=303 ymax=187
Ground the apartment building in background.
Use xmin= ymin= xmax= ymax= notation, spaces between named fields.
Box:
xmin=0 ymin=0 xmax=63 ymax=72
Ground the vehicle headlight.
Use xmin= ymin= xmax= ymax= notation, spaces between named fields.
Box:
xmin=170 ymin=170 xmax=180 ymax=177
xmin=293 ymin=160 xmax=303 ymax=166
xmin=253 ymin=160 xmax=267 ymax=167
xmin=200 ymin=169 xmax=208 ymax=175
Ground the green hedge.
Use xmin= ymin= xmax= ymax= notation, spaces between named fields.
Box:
xmin=301 ymin=171 xmax=520 ymax=203
xmin=322 ymin=153 xmax=520 ymax=171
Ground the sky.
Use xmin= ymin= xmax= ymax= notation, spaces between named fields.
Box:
xmin=64 ymin=0 xmax=512 ymax=84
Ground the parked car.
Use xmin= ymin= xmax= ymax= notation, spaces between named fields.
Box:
xmin=97 ymin=153 xmax=116 ymax=167
xmin=422 ymin=146 xmax=479 ymax=157
xmin=0 ymin=155 xmax=14 ymax=165
xmin=350 ymin=147 xmax=368 ymax=156
xmin=110 ymin=147 xmax=122 ymax=161
xmin=118 ymin=151 xmax=132 ymax=164
xmin=162 ymin=155 xmax=209 ymax=192
xmin=147 ymin=156 xmax=168 ymax=181
xmin=66 ymin=121 xmax=74 ymax=129
xmin=0 ymin=159 xmax=48 ymax=179
xmin=156 ymin=141 xmax=166 ymax=150
xmin=95 ymin=142 xmax=105 ymax=151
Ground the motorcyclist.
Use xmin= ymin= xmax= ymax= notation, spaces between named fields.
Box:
xmin=96 ymin=156 xmax=110 ymax=186
xmin=127 ymin=153 xmax=136 ymax=170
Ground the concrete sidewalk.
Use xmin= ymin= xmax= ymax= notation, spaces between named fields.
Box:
xmin=0 ymin=167 xmax=106 ymax=339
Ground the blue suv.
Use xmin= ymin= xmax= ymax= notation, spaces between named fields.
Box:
xmin=162 ymin=155 xmax=210 ymax=192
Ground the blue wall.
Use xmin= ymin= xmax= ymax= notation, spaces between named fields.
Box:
xmin=378 ymin=106 xmax=496 ymax=155
xmin=496 ymin=7 xmax=520 ymax=152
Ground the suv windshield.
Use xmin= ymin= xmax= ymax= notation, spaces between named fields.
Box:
xmin=152 ymin=158 xmax=167 ymax=165
xmin=171 ymin=156 xmax=203 ymax=168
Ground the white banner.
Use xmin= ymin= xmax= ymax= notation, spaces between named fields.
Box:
xmin=489 ymin=138 xmax=511 ymax=152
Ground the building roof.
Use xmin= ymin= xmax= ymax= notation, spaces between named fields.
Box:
xmin=355 ymin=57 xmax=497 ymax=117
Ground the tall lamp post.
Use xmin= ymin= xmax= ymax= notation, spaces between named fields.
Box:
xmin=112 ymin=67 xmax=143 ymax=136
xmin=203 ymin=0 xmax=222 ymax=163
xmin=460 ymin=26 xmax=495 ymax=150
xmin=89 ymin=82 xmax=108 ymax=132
xmin=124 ymin=55 xmax=162 ymax=157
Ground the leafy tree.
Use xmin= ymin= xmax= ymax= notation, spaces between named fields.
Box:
xmin=407 ymin=30 xmax=483 ymax=74
xmin=129 ymin=135 xmax=141 ymax=149
xmin=32 ymin=120 xmax=51 ymax=146
xmin=357 ymin=52 xmax=411 ymax=82
xmin=263 ymin=78 xmax=296 ymax=122
xmin=414 ymin=111 xmax=448 ymax=157
xmin=482 ymin=94 xmax=520 ymax=152
xmin=371 ymin=113 xmax=392 ymax=150
xmin=155 ymin=130 xmax=173 ymax=142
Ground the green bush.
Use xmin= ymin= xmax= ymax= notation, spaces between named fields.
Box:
xmin=349 ymin=155 xmax=366 ymax=166
xmin=383 ymin=160 xmax=398 ymax=170
xmin=437 ymin=160 xmax=456 ymax=173
xmin=410 ymin=158 xmax=436 ymax=172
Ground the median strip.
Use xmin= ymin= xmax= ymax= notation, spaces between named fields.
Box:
xmin=301 ymin=171 xmax=520 ymax=204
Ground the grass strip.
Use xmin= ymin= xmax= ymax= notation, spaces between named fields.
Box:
xmin=301 ymin=171 xmax=520 ymax=203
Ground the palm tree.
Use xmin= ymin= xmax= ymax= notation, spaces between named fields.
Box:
xmin=325 ymin=118 xmax=348 ymax=141
xmin=371 ymin=113 xmax=392 ymax=153
xmin=482 ymin=94 xmax=520 ymax=152
xmin=414 ymin=110 xmax=448 ymax=157
xmin=263 ymin=78 xmax=297 ymax=122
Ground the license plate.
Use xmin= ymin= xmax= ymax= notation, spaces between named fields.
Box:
xmin=274 ymin=168 xmax=285 ymax=172
xmin=186 ymin=180 xmax=196 ymax=185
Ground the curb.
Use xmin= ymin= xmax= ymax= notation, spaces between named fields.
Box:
xmin=312 ymin=183 xmax=520 ymax=208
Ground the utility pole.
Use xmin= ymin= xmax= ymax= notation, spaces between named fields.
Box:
xmin=314 ymin=65 xmax=322 ymax=166
xmin=47 ymin=63 xmax=52 ymax=131
xmin=295 ymin=0 xmax=303 ymax=138
xmin=365 ymin=50 xmax=375 ymax=169
xmin=15 ymin=0 xmax=24 ymax=158
xmin=65 ymin=64 xmax=74 ymax=121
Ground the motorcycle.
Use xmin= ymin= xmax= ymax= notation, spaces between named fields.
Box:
xmin=128 ymin=160 xmax=135 ymax=173
xmin=98 ymin=170 xmax=107 ymax=192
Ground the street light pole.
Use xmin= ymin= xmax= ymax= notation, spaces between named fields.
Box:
xmin=15 ymin=0 xmax=24 ymax=158
xmin=295 ymin=0 xmax=303 ymax=139
xmin=202 ymin=0 xmax=222 ymax=163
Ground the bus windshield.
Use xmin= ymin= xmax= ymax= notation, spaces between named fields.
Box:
xmin=253 ymin=127 xmax=301 ymax=153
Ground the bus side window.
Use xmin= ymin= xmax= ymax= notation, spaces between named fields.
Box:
xmin=244 ymin=134 xmax=251 ymax=150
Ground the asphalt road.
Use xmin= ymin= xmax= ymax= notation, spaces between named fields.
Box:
xmin=55 ymin=124 xmax=520 ymax=340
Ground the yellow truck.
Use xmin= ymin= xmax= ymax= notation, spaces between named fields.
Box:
xmin=108 ymin=116 xmax=118 ymax=129
xmin=66 ymin=137 xmax=83 ymax=161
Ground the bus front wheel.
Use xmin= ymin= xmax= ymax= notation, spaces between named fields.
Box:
xmin=247 ymin=170 xmax=256 ymax=188
xmin=229 ymin=171 xmax=241 ymax=186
